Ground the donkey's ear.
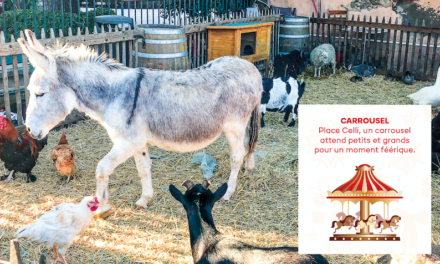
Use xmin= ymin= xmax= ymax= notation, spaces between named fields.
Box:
xmin=213 ymin=183 xmax=228 ymax=203
xmin=17 ymin=32 xmax=51 ymax=69
xmin=25 ymin=29 xmax=46 ymax=53
xmin=169 ymin=184 xmax=185 ymax=204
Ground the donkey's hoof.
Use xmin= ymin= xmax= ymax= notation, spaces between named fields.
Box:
xmin=97 ymin=207 xmax=115 ymax=219
xmin=135 ymin=197 xmax=150 ymax=209
xmin=95 ymin=204 xmax=113 ymax=219
xmin=222 ymin=191 xmax=234 ymax=201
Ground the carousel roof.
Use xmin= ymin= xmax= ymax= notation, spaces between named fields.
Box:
xmin=327 ymin=164 xmax=402 ymax=204
xmin=332 ymin=164 xmax=397 ymax=193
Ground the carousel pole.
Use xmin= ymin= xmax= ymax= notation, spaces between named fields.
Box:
xmin=359 ymin=200 xmax=371 ymax=234
xmin=387 ymin=203 xmax=389 ymax=220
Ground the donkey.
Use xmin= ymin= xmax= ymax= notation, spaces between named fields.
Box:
xmin=170 ymin=180 xmax=329 ymax=264
xmin=18 ymin=30 xmax=262 ymax=217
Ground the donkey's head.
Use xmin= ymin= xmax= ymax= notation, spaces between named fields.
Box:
xmin=17 ymin=30 xmax=76 ymax=139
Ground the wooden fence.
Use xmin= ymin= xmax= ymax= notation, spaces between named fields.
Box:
xmin=310 ymin=13 xmax=440 ymax=81
xmin=0 ymin=10 xmax=281 ymax=130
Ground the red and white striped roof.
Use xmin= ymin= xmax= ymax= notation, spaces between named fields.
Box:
xmin=332 ymin=164 xmax=397 ymax=193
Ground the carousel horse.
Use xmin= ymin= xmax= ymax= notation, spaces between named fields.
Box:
xmin=377 ymin=215 xmax=401 ymax=233
xmin=375 ymin=214 xmax=386 ymax=228
xmin=331 ymin=215 xmax=358 ymax=233
xmin=336 ymin=212 xmax=346 ymax=221
xmin=356 ymin=211 xmax=360 ymax=220
xmin=356 ymin=215 xmax=377 ymax=232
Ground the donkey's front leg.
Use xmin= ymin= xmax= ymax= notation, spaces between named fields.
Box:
xmin=95 ymin=140 xmax=135 ymax=217
xmin=134 ymin=146 xmax=153 ymax=209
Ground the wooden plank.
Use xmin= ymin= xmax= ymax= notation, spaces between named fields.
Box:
xmin=378 ymin=17 xmax=386 ymax=68
xmin=416 ymin=20 xmax=425 ymax=74
xmin=410 ymin=19 xmax=419 ymax=72
xmin=431 ymin=33 xmax=438 ymax=76
xmin=343 ymin=15 xmax=349 ymax=66
xmin=397 ymin=20 xmax=404 ymax=72
xmin=197 ymin=31 xmax=201 ymax=67
xmin=20 ymin=31 xmax=30 ymax=107
xmin=403 ymin=23 xmax=411 ymax=73
xmin=189 ymin=33 xmax=193 ymax=68
xmin=317 ymin=13 xmax=321 ymax=46
xmin=360 ymin=16 xmax=367 ymax=64
xmin=320 ymin=13 xmax=324 ymax=44
xmin=202 ymin=31 xmax=206 ymax=65
xmin=12 ymin=54 xmax=23 ymax=126
xmin=311 ymin=13 xmax=315 ymax=49
xmin=1 ymin=34 xmax=11 ymax=120
xmin=134 ymin=39 xmax=139 ymax=68
xmin=337 ymin=19 xmax=343 ymax=65
xmin=115 ymin=28 xmax=120 ymax=63
xmin=390 ymin=18 xmax=398 ymax=71
xmin=384 ymin=18 xmax=392 ymax=70
xmin=326 ymin=12 xmax=335 ymax=43
xmin=0 ymin=28 xmax=141 ymax=56
xmin=347 ymin=15 xmax=355 ymax=65
xmin=9 ymin=240 xmax=23 ymax=264
xmin=372 ymin=16 xmax=379 ymax=66
xmin=424 ymin=22 xmax=432 ymax=75
xmin=365 ymin=16 xmax=373 ymax=64
xmin=354 ymin=15 xmax=360 ymax=65
xmin=332 ymin=14 xmax=336 ymax=45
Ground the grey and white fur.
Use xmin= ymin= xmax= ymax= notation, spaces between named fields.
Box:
xmin=310 ymin=44 xmax=336 ymax=77
xmin=261 ymin=77 xmax=305 ymax=127
xmin=17 ymin=30 xmax=262 ymax=215
xmin=170 ymin=180 xmax=329 ymax=264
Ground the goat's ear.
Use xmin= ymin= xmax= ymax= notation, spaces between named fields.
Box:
xmin=169 ymin=185 xmax=185 ymax=204
xmin=213 ymin=183 xmax=228 ymax=203
xmin=300 ymin=50 xmax=304 ymax=59
xmin=17 ymin=36 xmax=51 ymax=69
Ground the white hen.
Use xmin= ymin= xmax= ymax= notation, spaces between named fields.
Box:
xmin=15 ymin=195 xmax=99 ymax=264
xmin=407 ymin=66 xmax=440 ymax=106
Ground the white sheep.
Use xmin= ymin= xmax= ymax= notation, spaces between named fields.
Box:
xmin=310 ymin=44 xmax=336 ymax=77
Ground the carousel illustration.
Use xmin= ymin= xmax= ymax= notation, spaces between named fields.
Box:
xmin=327 ymin=164 xmax=403 ymax=241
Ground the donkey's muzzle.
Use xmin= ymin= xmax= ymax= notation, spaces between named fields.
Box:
xmin=27 ymin=127 xmax=43 ymax=139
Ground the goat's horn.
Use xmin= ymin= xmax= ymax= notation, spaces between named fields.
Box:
xmin=202 ymin=180 xmax=211 ymax=189
xmin=182 ymin=180 xmax=195 ymax=190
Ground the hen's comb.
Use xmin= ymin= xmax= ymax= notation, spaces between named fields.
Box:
xmin=91 ymin=194 xmax=99 ymax=204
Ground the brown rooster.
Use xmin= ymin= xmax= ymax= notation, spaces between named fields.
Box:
xmin=0 ymin=116 xmax=47 ymax=183
xmin=51 ymin=133 xmax=76 ymax=183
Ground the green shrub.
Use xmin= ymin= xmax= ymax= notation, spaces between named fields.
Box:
xmin=0 ymin=7 xmax=115 ymax=42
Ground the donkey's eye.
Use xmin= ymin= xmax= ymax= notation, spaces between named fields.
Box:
xmin=35 ymin=93 xmax=45 ymax=98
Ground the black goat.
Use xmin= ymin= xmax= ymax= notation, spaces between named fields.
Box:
xmin=273 ymin=49 xmax=309 ymax=79
xmin=169 ymin=180 xmax=329 ymax=264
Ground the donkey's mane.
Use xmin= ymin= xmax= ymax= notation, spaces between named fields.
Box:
xmin=49 ymin=42 xmax=126 ymax=70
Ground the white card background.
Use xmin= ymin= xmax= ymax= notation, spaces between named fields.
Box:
xmin=298 ymin=105 xmax=431 ymax=254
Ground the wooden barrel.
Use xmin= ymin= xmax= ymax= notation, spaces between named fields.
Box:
xmin=136 ymin=25 xmax=188 ymax=70
xmin=279 ymin=16 xmax=310 ymax=54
